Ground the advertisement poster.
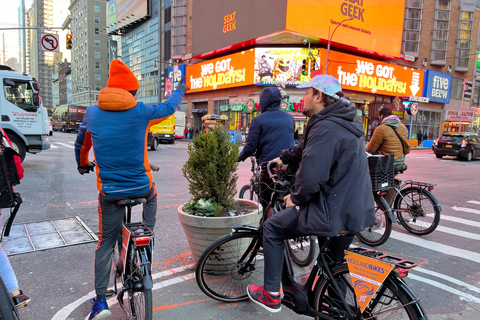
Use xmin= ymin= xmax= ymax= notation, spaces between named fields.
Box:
xmin=107 ymin=0 xmax=148 ymax=32
xmin=186 ymin=49 xmax=255 ymax=93
xmin=254 ymin=47 xmax=321 ymax=86
xmin=165 ymin=64 xmax=186 ymax=98
xmin=322 ymin=49 xmax=425 ymax=97
xmin=345 ymin=251 xmax=395 ymax=312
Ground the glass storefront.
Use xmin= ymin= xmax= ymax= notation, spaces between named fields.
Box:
xmin=410 ymin=109 xmax=442 ymax=140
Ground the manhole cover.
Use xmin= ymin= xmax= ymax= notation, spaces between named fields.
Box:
xmin=2 ymin=216 xmax=98 ymax=255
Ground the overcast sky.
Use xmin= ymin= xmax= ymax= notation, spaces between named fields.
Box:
xmin=0 ymin=0 xmax=33 ymax=28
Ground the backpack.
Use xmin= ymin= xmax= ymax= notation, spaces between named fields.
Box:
xmin=0 ymin=130 xmax=21 ymax=208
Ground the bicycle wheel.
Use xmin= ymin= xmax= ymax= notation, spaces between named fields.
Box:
xmin=195 ymin=231 xmax=263 ymax=302
xmin=286 ymin=236 xmax=316 ymax=267
xmin=394 ymin=186 xmax=441 ymax=235
xmin=125 ymin=246 xmax=153 ymax=320
xmin=356 ymin=195 xmax=392 ymax=246
xmin=313 ymin=264 xmax=426 ymax=319
xmin=0 ymin=277 xmax=19 ymax=320
xmin=239 ymin=184 xmax=258 ymax=202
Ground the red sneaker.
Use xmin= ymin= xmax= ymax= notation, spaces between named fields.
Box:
xmin=247 ymin=284 xmax=281 ymax=313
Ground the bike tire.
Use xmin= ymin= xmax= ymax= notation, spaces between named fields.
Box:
xmin=394 ymin=186 xmax=441 ymax=235
xmin=195 ymin=231 xmax=263 ymax=302
xmin=126 ymin=246 xmax=153 ymax=320
xmin=286 ymin=236 xmax=316 ymax=267
xmin=313 ymin=264 xmax=426 ymax=319
xmin=239 ymin=184 xmax=258 ymax=202
xmin=0 ymin=277 xmax=19 ymax=320
xmin=356 ymin=194 xmax=392 ymax=246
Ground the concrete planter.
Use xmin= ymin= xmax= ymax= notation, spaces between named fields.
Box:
xmin=177 ymin=199 xmax=262 ymax=262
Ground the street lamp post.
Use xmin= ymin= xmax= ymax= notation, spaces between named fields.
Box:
xmin=325 ymin=17 xmax=354 ymax=75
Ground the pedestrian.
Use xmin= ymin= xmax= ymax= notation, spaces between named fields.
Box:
xmin=183 ymin=127 xmax=188 ymax=139
xmin=417 ymin=130 xmax=423 ymax=146
xmin=247 ymin=75 xmax=374 ymax=313
xmin=0 ymin=129 xmax=30 ymax=309
xmin=237 ymin=87 xmax=295 ymax=211
xmin=74 ymin=59 xmax=187 ymax=320
xmin=195 ymin=127 xmax=199 ymax=138
xmin=188 ymin=127 xmax=193 ymax=139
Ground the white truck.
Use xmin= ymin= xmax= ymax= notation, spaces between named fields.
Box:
xmin=0 ymin=65 xmax=50 ymax=161
xmin=174 ymin=111 xmax=186 ymax=138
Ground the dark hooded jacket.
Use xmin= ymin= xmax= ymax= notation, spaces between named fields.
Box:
xmin=238 ymin=87 xmax=294 ymax=163
xmin=280 ymin=98 xmax=374 ymax=237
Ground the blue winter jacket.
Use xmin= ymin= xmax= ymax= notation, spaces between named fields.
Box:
xmin=238 ymin=87 xmax=294 ymax=163
xmin=74 ymin=87 xmax=184 ymax=197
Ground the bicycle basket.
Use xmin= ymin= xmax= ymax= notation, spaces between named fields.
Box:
xmin=367 ymin=154 xmax=394 ymax=192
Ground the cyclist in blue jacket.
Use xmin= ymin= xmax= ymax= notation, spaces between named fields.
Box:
xmin=75 ymin=59 xmax=188 ymax=320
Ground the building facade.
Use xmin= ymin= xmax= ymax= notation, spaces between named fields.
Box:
xmin=69 ymin=0 xmax=110 ymax=106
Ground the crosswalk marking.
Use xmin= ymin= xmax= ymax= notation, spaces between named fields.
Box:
xmin=55 ymin=142 xmax=75 ymax=149
xmin=427 ymin=213 xmax=480 ymax=228
xmin=434 ymin=225 xmax=480 ymax=241
xmin=466 ymin=200 xmax=480 ymax=205
xmin=452 ymin=206 xmax=480 ymax=215
xmin=413 ymin=267 xmax=480 ymax=294
xmin=390 ymin=230 xmax=480 ymax=264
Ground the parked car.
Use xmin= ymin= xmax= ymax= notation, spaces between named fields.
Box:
xmin=147 ymin=131 xmax=158 ymax=151
xmin=432 ymin=132 xmax=480 ymax=161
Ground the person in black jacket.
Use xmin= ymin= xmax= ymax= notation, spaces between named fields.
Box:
xmin=247 ymin=75 xmax=375 ymax=313
xmin=237 ymin=87 xmax=295 ymax=210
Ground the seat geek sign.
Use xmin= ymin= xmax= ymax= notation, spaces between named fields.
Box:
xmin=423 ymin=70 xmax=452 ymax=104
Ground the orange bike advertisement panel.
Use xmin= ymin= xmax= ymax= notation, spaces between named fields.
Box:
xmin=345 ymin=251 xmax=395 ymax=312
xmin=187 ymin=49 xmax=255 ymax=93
xmin=286 ymin=0 xmax=405 ymax=58
xmin=321 ymin=49 xmax=425 ymax=97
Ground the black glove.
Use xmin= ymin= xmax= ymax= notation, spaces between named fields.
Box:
xmin=176 ymin=76 xmax=189 ymax=94
xmin=78 ymin=162 xmax=95 ymax=175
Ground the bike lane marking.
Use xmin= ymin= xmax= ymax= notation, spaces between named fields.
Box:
xmin=51 ymin=265 xmax=195 ymax=320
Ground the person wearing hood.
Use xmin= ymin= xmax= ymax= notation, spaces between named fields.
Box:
xmin=237 ymin=87 xmax=294 ymax=210
xmin=365 ymin=107 xmax=410 ymax=166
xmin=247 ymin=75 xmax=375 ymax=313
xmin=74 ymin=59 xmax=188 ymax=320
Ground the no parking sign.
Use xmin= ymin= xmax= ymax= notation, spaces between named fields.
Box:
xmin=40 ymin=33 xmax=59 ymax=52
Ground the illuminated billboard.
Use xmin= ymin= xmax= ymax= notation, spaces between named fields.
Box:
xmin=321 ymin=49 xmax=425 ymax=97
xmin=254 ymin=47 xmax=321 ymax=86
xmin=107 ymin=0 xmax=148 ymax=32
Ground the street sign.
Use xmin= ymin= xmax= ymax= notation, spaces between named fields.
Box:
xmin=40 ymin=33 xmax=59 ymax=52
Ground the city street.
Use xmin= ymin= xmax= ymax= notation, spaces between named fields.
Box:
xmin=6 ymin=132 xmax=480 ymax=320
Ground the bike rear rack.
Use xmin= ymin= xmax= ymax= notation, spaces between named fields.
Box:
xmin=402 ymin=180 xmax=436 ymax=190
xmin=349 ymin=248 xmax=417 ymax=269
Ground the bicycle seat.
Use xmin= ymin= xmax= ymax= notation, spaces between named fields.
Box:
xmin=394 ymin=164 xmax=407 ymax=175
xmin=116 ymin=198 xmax=147 ymax=206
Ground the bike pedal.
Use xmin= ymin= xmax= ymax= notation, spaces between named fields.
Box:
xmin=106 ymin=289 xmax=115 ymax=297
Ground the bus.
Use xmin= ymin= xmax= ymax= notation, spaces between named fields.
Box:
xmin=52 ymin=105 xmax=87 ymax=132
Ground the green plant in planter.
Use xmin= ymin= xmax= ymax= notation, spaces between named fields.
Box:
xmin=182 ymin=125 xmax=239 ymax=217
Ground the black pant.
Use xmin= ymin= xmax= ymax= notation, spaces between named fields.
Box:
xmin=259 ymin=168 xmax=274 ymax=211
xmin=262 ymin=206 xmax=354 ymax=292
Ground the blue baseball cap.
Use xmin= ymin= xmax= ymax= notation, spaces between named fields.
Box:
xmin=296 ymin=75 xmax=342 ymax=99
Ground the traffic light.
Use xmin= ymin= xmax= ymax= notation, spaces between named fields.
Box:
xmin=66 ymin=34 xmax=72 ymax=50
xmin=301 ymin=59 xmax=307 ymax=76
xmin=308 ymin=58 xmax=315 ymax=74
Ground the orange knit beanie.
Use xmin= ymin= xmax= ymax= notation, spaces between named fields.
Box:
xmin=107 ymin=59 xmax=140 ymax=91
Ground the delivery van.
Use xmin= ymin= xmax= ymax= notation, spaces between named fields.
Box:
xmin=150 ymin=114 xmax=175 ymax=144
xmin=0 ymin=65 xmax=50 ymax=161
xmin=52 ymin=104 xmax=87 ymax=132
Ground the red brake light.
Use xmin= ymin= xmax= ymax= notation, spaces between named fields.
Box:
xmin=427 ymin=186 xmax=434 ymax=191
xmin=133 ymin=237 xmax=151 ymax=246
xmin=396 ymin=269 xmax=409 ymax=278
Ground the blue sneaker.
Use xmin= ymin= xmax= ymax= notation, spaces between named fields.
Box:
xmin=88 ymin=298 xmax=111 ymax=320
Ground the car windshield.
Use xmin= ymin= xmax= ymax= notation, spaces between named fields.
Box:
xmin=439 ymin=135 xmax=464 ymax=143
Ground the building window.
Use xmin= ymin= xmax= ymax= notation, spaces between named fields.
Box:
xmin=95 ymin=62 xmax=100 ymax=69
xmin=430 ymin=0 xmax=451 ymax=65
xmin=95 ymin=74 xmax=101 ymax=81
xmin=455 ymin=11 xmax=473 ymax=70
xmin=94 ymin=4 xmax=100 ymax=13
xmin=451 ymin=77 xmax=463 ymax=99
xmin=96 ymin=84 xmax=101 ymax=91
xmin=94 ymin=51 xmax=100 ymax=58
xmin=214 ymin=99 xmax=229 ymax=115
xmin=94 ymin=39 xmax=100 ymax=47
xmin=94 ymin=16 xmax=100 ymax=24
xmin=95 ymin=28 xmax=100 ymax=35
xmin=402 ymin=0 xmax=423 ymax=56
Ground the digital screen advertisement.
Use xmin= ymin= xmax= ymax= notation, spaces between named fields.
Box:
xmin=107 ymin=0 xmax=148 ymax=32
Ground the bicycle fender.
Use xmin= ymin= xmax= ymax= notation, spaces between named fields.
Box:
xmin=386 ymin=206 xmax=397 ymax=223
xmin=143 ymin=275 xmax=153 ymax=290
xmin=232 ymin=225 xmax=259 ymax=233
xmin=399 ymin=186 xmax=442 ymax=213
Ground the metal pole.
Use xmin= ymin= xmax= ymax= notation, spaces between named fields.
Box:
xmin=460 ymin=79 xmax=465 ymax=132
xmin=325 ymin=17 xmax=353 ymax=75
xmin=158 ymin=0 xmax=162 ymax=103
xmin=89 ymin=87 xmax=92 ymax=106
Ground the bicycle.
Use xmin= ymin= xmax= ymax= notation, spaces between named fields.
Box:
xmin=195 ymin=163 xmax=427 ymax=319
xmin=357 ymin=163 xmax=442 ymax=247
xmin=83 ymin=162 xmax=155 ymax=320
xmin=239 ymin=157 xmax=315 ymax=266
xmin=0 ymin=194 xmax=22 ymax=320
